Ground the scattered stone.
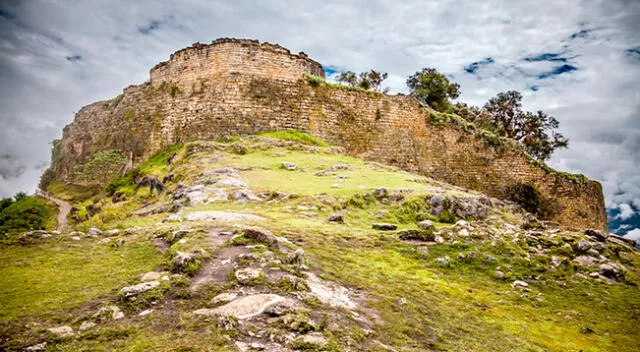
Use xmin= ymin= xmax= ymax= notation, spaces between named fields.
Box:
xmin=120 ymin=281 xmax=160 ymax=299
xmin=607 ymin=233 xmax=637 ymax=247
xmin=417 ymin=220 xmax=434 ymax=230
xmin=164 ymin=214 xmax=182 ymax=223
xmin=71 ymin=236 xmax=81 ymax=241
xmin=512 ymin=280 xmax=529 ymax=288
xmin=372 ymin=223 xmax=397 ymax=231
xmin=585 ymin=229 xmax=608 ymax=242
xmin=281 ymin=162 xmax=298 ymax=170
xmin=436 ymin=257 xmax=449 ymax=266
xmin=576 ymin=240 xmax=592 ymax=252
xmin=186 ymin=190 xmax=209 ymax=206
xmin=93 ymin=305 xmax=125 ymax=320
xmin=398 ymin=229 xmax=435 ymax=241
xmin=599 ymin=264 xmax=623 ymax=280
xmin=494 ymin=271 xmax=505 ymax=279
xmin=434 ymin=234 xmax=445 ymax=244
xmin=138 ymin=309 xmax=154 ymax=317
xmin=47 ymin=326 xmax=74 ymax=338
xmin=212 ymin=292 xmax=239 ymax=304
xmin=25 ymin=342 xmax=47 ymax=351
xmin=194 ymin=294 xmax=285 ymax=319
xmin=235 ymin=268 xmax=263 ymax=284
xmin=264 ymin=298 xmax=299 ymax=316
xmin=141 ymin=271 xmax=165 ymax=282
xmin=373 ymin=187 xmax=388 ymax=198
xmin=214 ymin=177 xmax=248 ymax=188
xmin=87 ymin=228 xmax=102 ymax=237
xmin=114 ymin=238 xmax=125 ymax=247
xmin=98 ymin=238 xmax=111 ymax=244
xmin=417 ymin=246 xmax=429 ymax=254
xmin=184 ymin=211 xmax=265 ymax=222
xmin=328 ymin=214 xmax=344 ymax=223
xmin=458 ymin=228 xmax=470 ymax=237
xmin=243 ymin=226 xmax=279 ymax=248
xmin=306 ymin=272 xmax=357 ymax=309
xmin=105 ymin=229 xmax=120 ymax=237
xmin=551 ymin=256 xmax=564 ymax=267
xmin=331 ymin=184 xmax=341 ymax=189
xmin=172 ymin=251 xmax=199 ymax=271
xmin=296 ymin=332 xmax=328 ymax=347
xmin=231 ymin=189 xmax=260 ymax=202
xmin=79 ymin=321 xmax=96 ymax=331
xmin=573 ymin=255 xmax=601 ymax=267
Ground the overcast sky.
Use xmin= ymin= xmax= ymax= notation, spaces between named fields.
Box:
xmin=0 ymin=0 xmax=639 ymax=237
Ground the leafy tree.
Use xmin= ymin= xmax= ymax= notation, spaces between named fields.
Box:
xmin=406 ymin=68 xmax=460 ymax=112
xmin=337 ymin=70 xmax=389 ymax=92
xmin=0 ymin=196 xmax=53 ymax=236
xmin=483 ymin=90 xmax=568 ymax=160
xmin=14 ymin=192 xmax=27 ymax=201
xmin=0 ymin=197 xmax=13 ymax=213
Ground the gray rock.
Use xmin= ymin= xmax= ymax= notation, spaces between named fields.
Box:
xmin=417 ymin=220 xmax=435 ymax=230
xmin=494 ymin=271 xmax=505 ymax=279
xmin=120 ymin=281 xmax=160 ymax=299
xmin=243 ymin=226 xmax=279 ymax=248
xmin=211 ymin=292 xmax=239 ymax=304
xmin=328 ymin=214 xmax=344 ymax=223
xmin=98 ymin=238 xmax=111 ymax=244
xmin=214 ymin=177 xmax=247 ymax=188
xmin=573 ymin=255 xmax=601 ymax=267
xmin=230 ymin=189 xmax=260 ymax=202
xmin=511 ymin=280 xmax=528 ymax=288
xmin=114 ymin=238 xmax=125 ymax=247
xmin=599 ymin=263 xmax=623 ymax=280
xmin=164 ymin=214 xmax=182 ymax=223
xmin=194 ymin=294 xmax=285 ymax=319
xmin=281 ymin=161 xmax=298 ymax=170
xmin=79 ymin=321 xmax=96 ymax=331
xmin=576 ymin=240 xmax=592 ymax=252
xmin=372 ymin=187 xmax=388 ymax=198
xmin=235 ymin=268 xmax=263 ymax=284
xmin=47 ymin=326 xmax=74 ymax=337
xmin=105 ymin=229 xmax=120 ymax=237
xmin=87 ymin=228 xmax=102 ymax=237
xmin=436 ymin=256 xmax=450 ymax=265
xmin=185 ymin=190 xmax=209 ymax=206
xmin=185 ymin=211 xmax=265 ymax=222
xmin=585 ymin=229 xmax=608 ymax=242
xmin=25 ymin=342 xmax=47 ymax=351
xmin=172 ymin=251 xmax=199 ymax=271
xmin=372 ymin=223 xmax=398 ymax=231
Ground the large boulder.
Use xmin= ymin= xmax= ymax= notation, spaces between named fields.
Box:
xmin=243 ymin=227 xmax=279 ymax=248
xmin=193 ymin=294 xmax=285 ymax=319
xmin=119 ymin=281 xmax=160 ymax=299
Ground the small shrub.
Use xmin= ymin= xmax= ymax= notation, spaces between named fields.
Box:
xmin=388 ymin=197 xmax=433 ymax=223
xmin=505 ymin=183 xmax=540 ymax=214
xmin=437 ymin=209 xmax=457 ymax=224
xmin=375 ymin=109 xmax=382 ymax=120
xmin=0 ymin=196 xmax=54 ymax=239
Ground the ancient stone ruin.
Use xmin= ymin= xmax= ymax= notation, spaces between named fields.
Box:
xmin=50 ymin=38 xmax=606 ymax=230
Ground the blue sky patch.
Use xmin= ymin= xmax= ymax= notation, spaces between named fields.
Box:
xmin=529 ymin=85 xmax=540 ymax=91
xmin=537 ymin=64 xmax=577 ymax=79
xmin=523 ymin=53 xmax=567 ymax=63
xmin=0 ymin=8 xmax=16 ymax=21
xmin=627 ymin=47 xmax=640 ymax=57
xmin=464 ymin=57 xmax=494 ymax=74
xmin=570 ymin=29 xmax=592 ymax=39
xmin=322 ymin=65 xmax=341 ymax=76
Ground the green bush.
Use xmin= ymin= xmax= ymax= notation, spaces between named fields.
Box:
xmin=388 ymin=197 xmax=433 ymax=223
xmin=0 ymin=196 xmax=54 ymax=237
xmin=505 ymin=183 xmax=540 ymax=214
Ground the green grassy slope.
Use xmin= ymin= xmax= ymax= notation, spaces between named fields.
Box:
xmin=1 ymin=134 xmax=638 ymax=351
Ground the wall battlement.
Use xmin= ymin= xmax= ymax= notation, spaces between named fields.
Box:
xmin=150 ymin=38 xmax=324 ymax=88
xmin=51 ymin=38 xmax=607 ymax=231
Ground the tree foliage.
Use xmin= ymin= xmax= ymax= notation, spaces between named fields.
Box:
xmin=482 ymin=90 xmax=568 ymax=160
xmin=406 ymin=68 xmax=460 ymax=112
xmin=336 ymin=70 xmax=389 ymax=92
xmin=0 ymin=195 xmax=53 ymax=236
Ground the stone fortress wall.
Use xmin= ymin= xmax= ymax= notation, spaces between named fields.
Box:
xmin=53 ymin=38 xmax=607 ymax=230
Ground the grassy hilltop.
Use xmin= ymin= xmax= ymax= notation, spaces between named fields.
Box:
xmin=1 ymin=133 xmax=638 ymax=351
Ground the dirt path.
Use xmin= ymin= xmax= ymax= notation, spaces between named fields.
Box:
xmin=36 ymin=190 xmax=71 ymax=232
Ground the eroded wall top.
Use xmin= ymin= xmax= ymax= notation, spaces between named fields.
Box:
xmin=150 ymin=38 xmax=325 ymax=88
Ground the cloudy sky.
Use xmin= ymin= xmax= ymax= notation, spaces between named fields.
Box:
xmin=0 ymin=0 xmax=638 ymax=237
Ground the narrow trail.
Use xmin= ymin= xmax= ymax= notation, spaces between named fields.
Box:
xmin=36 ymin=189 xmax=71 ymax=232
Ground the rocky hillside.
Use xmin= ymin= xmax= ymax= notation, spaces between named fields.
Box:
xmin=1 ymin=134 xmax=638 ymax=351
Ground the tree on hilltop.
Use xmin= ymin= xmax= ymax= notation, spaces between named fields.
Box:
xmin=406 ymin=68 xmax=460 ymax=112
xmin=336 ymin=70 xmax=389 ymax=92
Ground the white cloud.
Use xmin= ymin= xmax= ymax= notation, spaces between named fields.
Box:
xmin=0 ymin=0 xmax=638 ymax=228
xmin=616 ymin=203 xmax=636 ymax=220
xmin=624 ymin=228 xmax=640 ymax=241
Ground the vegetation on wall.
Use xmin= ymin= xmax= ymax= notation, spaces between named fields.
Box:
xmin=406 ymin=68 xmax=461 ymax=112
xmin=257 ymin=131 xmax=329 ymax=147
xmin=73 ymin=150 xmax=126 ymax=185
xmin=336 ymin=70 xmax=389 ymax=93
xmin=304 ymin=73 xmax=382 ymax=95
